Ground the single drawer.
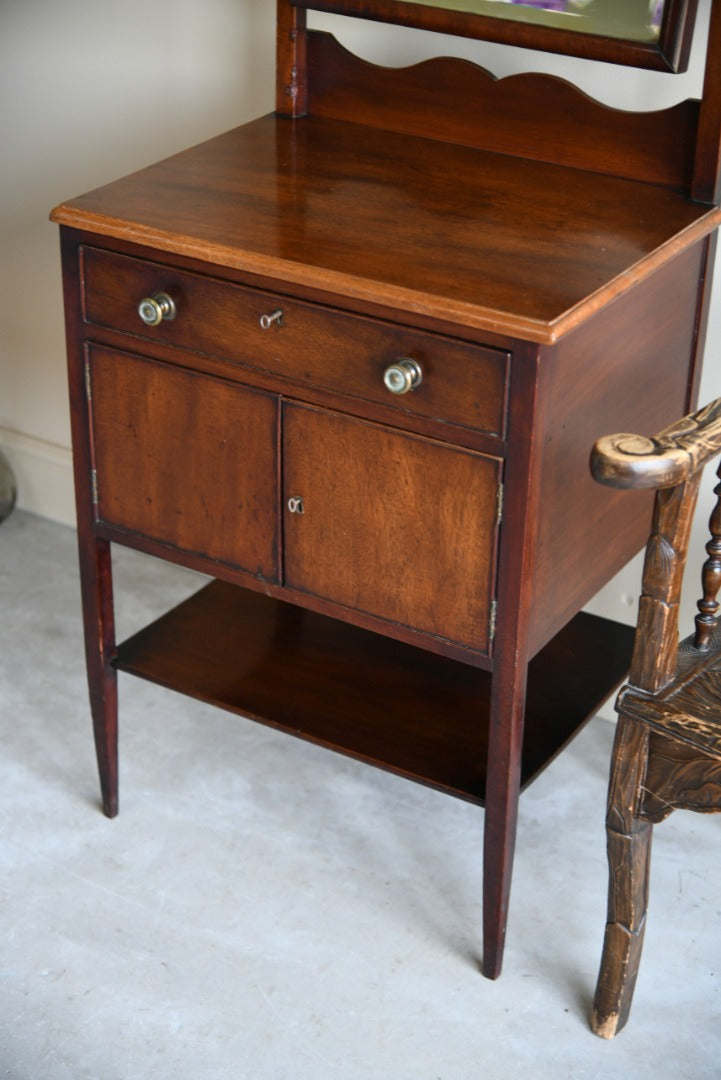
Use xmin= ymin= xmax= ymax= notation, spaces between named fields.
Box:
xmin=81 ymin=246 xmax=509 ymax=437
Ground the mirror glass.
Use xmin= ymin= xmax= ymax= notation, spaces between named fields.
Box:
xmin=395 ymin=0 xmax=664 ymax=43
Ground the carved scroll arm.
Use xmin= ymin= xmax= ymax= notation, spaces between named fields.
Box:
xmin=592 ymin=396 xmax=721 ymax=684
xmin=591 ymin=397 xmax=721 ymax=491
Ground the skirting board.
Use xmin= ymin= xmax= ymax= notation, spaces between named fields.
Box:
xmin=0 ymin=427 xmax=75 ymax=528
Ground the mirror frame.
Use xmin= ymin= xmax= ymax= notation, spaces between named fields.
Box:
xmin=298 ymin=0 xmax=700 ymax=72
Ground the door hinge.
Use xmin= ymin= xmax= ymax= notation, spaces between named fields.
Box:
xmin=489 ymin=599 xmax=498 ymax=643
xmin=84 ymin=358 xmax=92 ymax=401
xmin=496 ymin=482 xmax=504 ymax=527
xmin=91 ymin=468 xmax=99 ymax=505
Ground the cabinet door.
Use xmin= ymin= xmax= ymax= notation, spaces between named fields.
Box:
xmin=87 ymin=347 xmax=278 ymax=580
xmin=282 ymin=404 xmax=502 ymax=654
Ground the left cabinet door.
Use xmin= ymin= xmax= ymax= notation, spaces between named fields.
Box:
xmin=86 ymin=346 xmax=279 ymax=580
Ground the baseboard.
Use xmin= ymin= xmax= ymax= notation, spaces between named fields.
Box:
xmin=0 ymin=427 xmax=75 ymax=528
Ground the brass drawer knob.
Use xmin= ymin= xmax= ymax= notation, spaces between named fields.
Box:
xmin=138 ymin=292 xmax=176 ymax=326
xmin=383 ymin=358 xmax=423 ymax=395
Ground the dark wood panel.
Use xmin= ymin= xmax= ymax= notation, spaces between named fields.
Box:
xmin=528 ymin=241 xmax=708 ymax=657
xmin=307 ymin=30 xmax=699 ymax=189
xmin=88 ymin=347 xmax=279 ymax=579
xmin=283 ymin=404 xmax=501 ymax=652
xmin=113 ymin=580 xmax=634 ymax=803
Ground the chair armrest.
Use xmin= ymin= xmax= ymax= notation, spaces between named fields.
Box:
xmin=591 ymin=397 xmax=721 ymax=491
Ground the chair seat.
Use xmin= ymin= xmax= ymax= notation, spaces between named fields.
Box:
xmin=619 ymin=635 xmax=721 ymax=763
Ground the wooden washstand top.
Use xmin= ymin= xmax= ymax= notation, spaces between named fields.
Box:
xmin=52 ymin=113 xmax=721 ymax=345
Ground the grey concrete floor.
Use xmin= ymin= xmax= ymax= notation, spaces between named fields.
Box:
xmin=1 ymin=509 xmax=720 ymax=1079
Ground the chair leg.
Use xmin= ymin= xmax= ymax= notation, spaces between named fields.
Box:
xmin=592 ymin=715 xmax=652 ymax=1038
xmin=592 ymin=820 xmax=651 ymax=1037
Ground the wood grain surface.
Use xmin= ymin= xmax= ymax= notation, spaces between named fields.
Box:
xmin=51 ymin=114 xmax=721 ymax=343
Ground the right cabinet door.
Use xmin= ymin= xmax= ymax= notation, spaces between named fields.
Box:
xmin=282 ymin=403 xmax=502 ymax=655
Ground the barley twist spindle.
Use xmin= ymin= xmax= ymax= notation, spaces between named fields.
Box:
xmin=694 ymin=463 xmax=721 ymax=650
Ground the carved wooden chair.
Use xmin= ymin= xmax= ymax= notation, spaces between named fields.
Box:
xmin=590 ymin=397 xmax=721 ymax=1039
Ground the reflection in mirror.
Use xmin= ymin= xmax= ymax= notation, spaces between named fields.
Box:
xmin=396 ymin=1 xmax=665 ymax=42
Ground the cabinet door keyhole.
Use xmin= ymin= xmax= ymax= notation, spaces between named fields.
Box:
xmin=287 ymin=496 xmax=304 ymax=514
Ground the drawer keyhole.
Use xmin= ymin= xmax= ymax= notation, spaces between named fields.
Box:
xmin=287 ymin=496 xmax=304 ymax=515
xmin=260 ymin=309 xmax=283 ymax=330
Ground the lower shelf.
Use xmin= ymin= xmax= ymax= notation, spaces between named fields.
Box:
xmin=113 ymin=580 xmax=634 ymax=805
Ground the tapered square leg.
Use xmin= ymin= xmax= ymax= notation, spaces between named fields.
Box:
xmin=77 ymin=535 xmax=119 ymax=817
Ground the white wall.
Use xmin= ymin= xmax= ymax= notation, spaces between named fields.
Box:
xmin=2 ymin=0 xmax=720 ymax=635
xmin=0 ymin=0 xmax=276 ymax=524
